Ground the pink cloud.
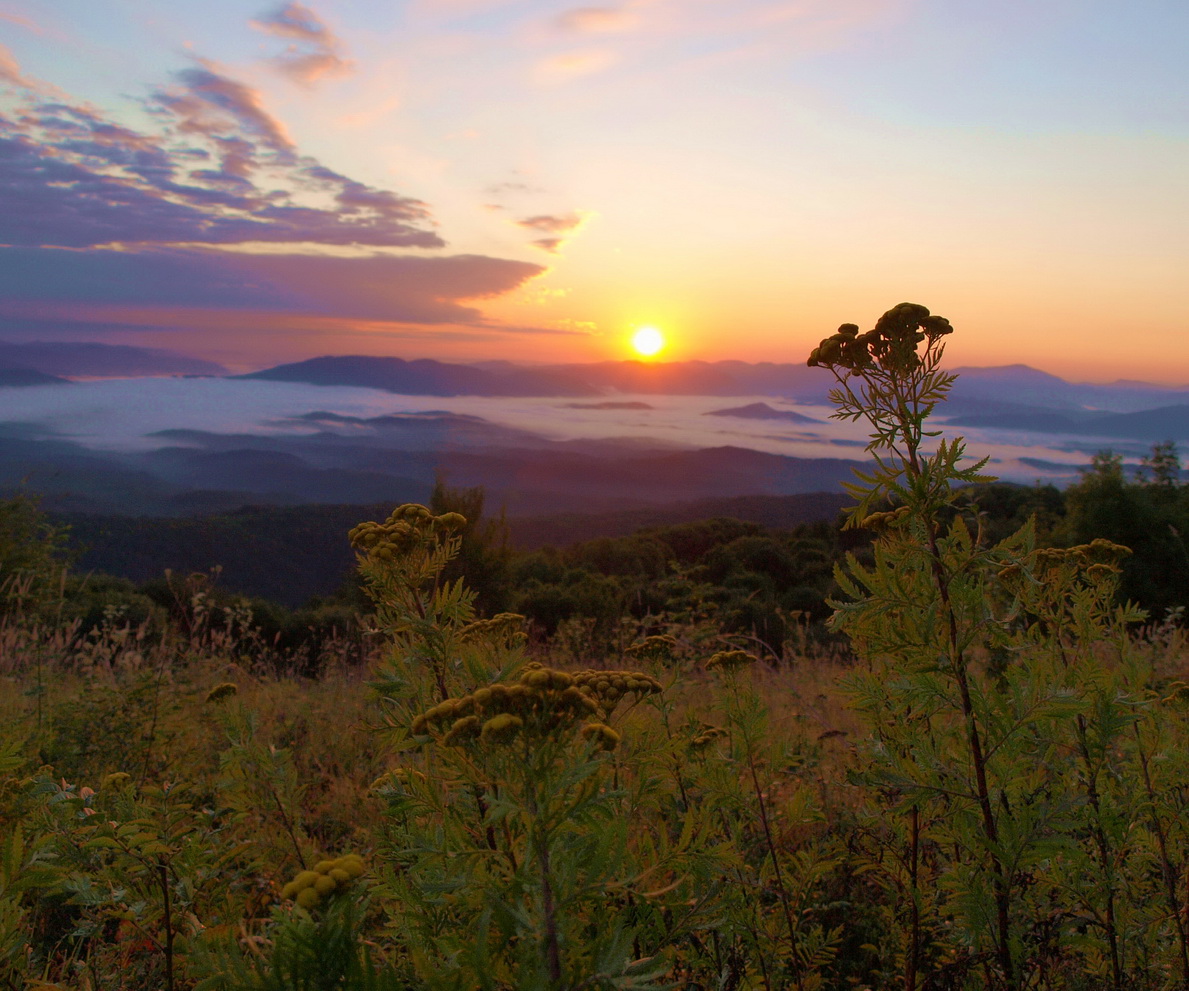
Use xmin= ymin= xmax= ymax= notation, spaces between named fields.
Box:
xmin=251 ymin=2 xmax=354 ymax=85
xmin=555 ymin=6 xmax=638 ymax=34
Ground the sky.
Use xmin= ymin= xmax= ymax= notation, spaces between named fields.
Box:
xmin=1 ymin=0 xmax=1186 ymax=380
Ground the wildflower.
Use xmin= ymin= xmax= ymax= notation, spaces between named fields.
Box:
xmin=625 ymin=634 xmax=678 ymax=661
xmin=413 ymin=664 xmax=653 ymax=750
xmin=705 ymin=649 xmax=757 ymax=672
xmin=581 ymin=722 xmax=621 ymax=751
xmin=807 ymin=303 xmax=950 ymax=374
xmin=349 ymin=503 xmax=469 ymax=561
xmin=1085 ymin=563 xmax=1119 ymax=582
xmin=690 ymin=725 xmax=728 ymax=749
xmin=280 ymin=854 xmax=366 ymax=908
xmin=459 ymin=612 xmax=526 ymax=645
xmin=1162 ymin=681 xmax=1189 ymax=706
xmin=100 ymin=771 xmax=133 ymax=791
xmin=205 ymin=682 xmax=238 ymax=703
xmin=443 ymin=715 xmax=482 ymax=746
xmin=481 ymin=713 xmax=524 ymax=743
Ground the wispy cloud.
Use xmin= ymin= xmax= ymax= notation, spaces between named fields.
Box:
xmin=251 ymin=2 xmax=354 ymax=86
xmin=0 ymin=10 xmax=41 ymax=32
xmin=0 ymin=42 xmax=32 ymax=88
xmin=554 ymin=6 xmax=638 ymax=34
xmin=515 ymin=212 xmax=589 ymax=253
xmin=534 ymin=49 xmax=618 ymax=83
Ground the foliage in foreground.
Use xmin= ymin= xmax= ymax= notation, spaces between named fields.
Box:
xmin=2 ymin=304 xmax=1189 ymax=989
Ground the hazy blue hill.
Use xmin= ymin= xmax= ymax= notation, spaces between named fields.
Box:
xmin=0 ymin=431 xmax=179 ymax=514
xmin=563 ymin=401 xmax=654 ymax=410
xmin=0 ymin=366 xmax=71 ymax=387
xmin=947 ymin=404 xmax=1189 ymax=440
xmin=950 ymin=364 xmax=1189 ymax=413
xmin=240 ymin=355 xmax=599 ymax=397
xmin=705 ymin=402 xmax=820 ymax=423
xmin=233 ymin=354 xmax=1189 ymax=416
xmin=0 ymin=341 xmax=226 ymax=377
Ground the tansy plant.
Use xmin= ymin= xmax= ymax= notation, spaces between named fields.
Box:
xmin=809 ymin=304 xmax=1176 ymax=990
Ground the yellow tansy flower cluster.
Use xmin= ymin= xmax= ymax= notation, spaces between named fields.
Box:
xmin=100 ymin=771 xmax=132 ymax=791
xmin=459 ymin=612 xmax=528 ymax=645
xmin=413 ymin=664 xmax=600 ymax=747
xmin=204 ymin=682 xmax=238 ymax=703
xmin=412 ymin=663 xmax=662 ymax=751
xmin=690 ymin=724 xmax=728 ymax=749
xmin=348 ymin=504 xmax=466 ymax=560
xmin=704 ymin=650 xmax=758 ymax=672
xmin=569 ymin=667 xmax=663 ymax=707
xmin=280 ymin=854 xmax=366 ymax=910
xmin=999 ymin=538 xmax=1131 ymax=587
xmin=624 ymin=634 xmax=679 ymax=661
xmin=807 ymin=302 xmax=953 ymax=375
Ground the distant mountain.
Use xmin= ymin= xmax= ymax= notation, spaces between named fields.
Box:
xmin=563 ymin=401 xmax=654 ymax=410
xmin=0 ymin=366 xmax=70 ymax=387
xmin=949 ymin=364 xmax=1189 ymax=414
xmin=0 ymin=341 xmax=227 ymax=378
xmin=239 ymin=355 xmax=599 ymax=397
xmin=240 ymin=355 xmax=1189 ymax=417
xmin=705 ymin=402 xmax=819 ymax=423
xmin=946 ymin=404 xmax=1189 ymax=441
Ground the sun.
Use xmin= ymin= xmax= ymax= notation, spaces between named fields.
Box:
xmin=631 ymin=325 xmax=665 ymax=358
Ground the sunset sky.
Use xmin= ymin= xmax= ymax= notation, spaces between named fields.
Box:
xmin=1 ymin=0 xmax=1186 ymax=380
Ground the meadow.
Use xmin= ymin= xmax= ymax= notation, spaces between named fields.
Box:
xmin=3 ymin=305 xmax=1189 ymax=991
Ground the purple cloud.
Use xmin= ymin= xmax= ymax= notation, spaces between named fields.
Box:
xmin=0 ymin=245 xmax=545 ymax=326
xmin=0 ymin=56 xmax=441 ymax=250
xmin=251 ymin=3 xmax=354 ymax=85
xmin=0 ymin=40 xmax=558 ymax=351
xmin=515 ymin=212 xmax=587 ymax=253
xmin=160 ymin=64 xmax=296 ymax=153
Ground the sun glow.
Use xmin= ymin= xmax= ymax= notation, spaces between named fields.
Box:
xmin=631 ymin=325 xmax=665 ymax=358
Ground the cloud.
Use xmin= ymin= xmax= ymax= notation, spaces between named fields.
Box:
xmin=0 ymin=64 xmax=442 ymax=249
xmin=0 ymin=30 xmax=556 ymax=354
xmin=555 ymin=6 xmax=637 ymax=34
xmin=251 ymin=2 xmax=354 ymax=85
xmin=0 ymin=44 xmax=28 ymax=88
xmin=516 ymin=213 xmax=584 ymax=234
xmin=0 ymin=245 xmax=546 ymax=326
xmin=515 ymin=212 xmax=589 ymax=252
xmin=157 ymin=61 xmax=295 ymax=153
xmin=534 ymin=49 xmax=617 ymax=82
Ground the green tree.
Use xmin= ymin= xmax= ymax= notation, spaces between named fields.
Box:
xmin=429 ymin=477 xmax=512 ymax=615
xmin=0 ymin=491 xmax=70 ymax=618
xmin=1059 ymin=446 xmax=1189 ymax=616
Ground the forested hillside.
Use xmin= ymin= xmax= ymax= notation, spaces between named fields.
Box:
xmin=2 ymin=306 xmax=1189 ymax=990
